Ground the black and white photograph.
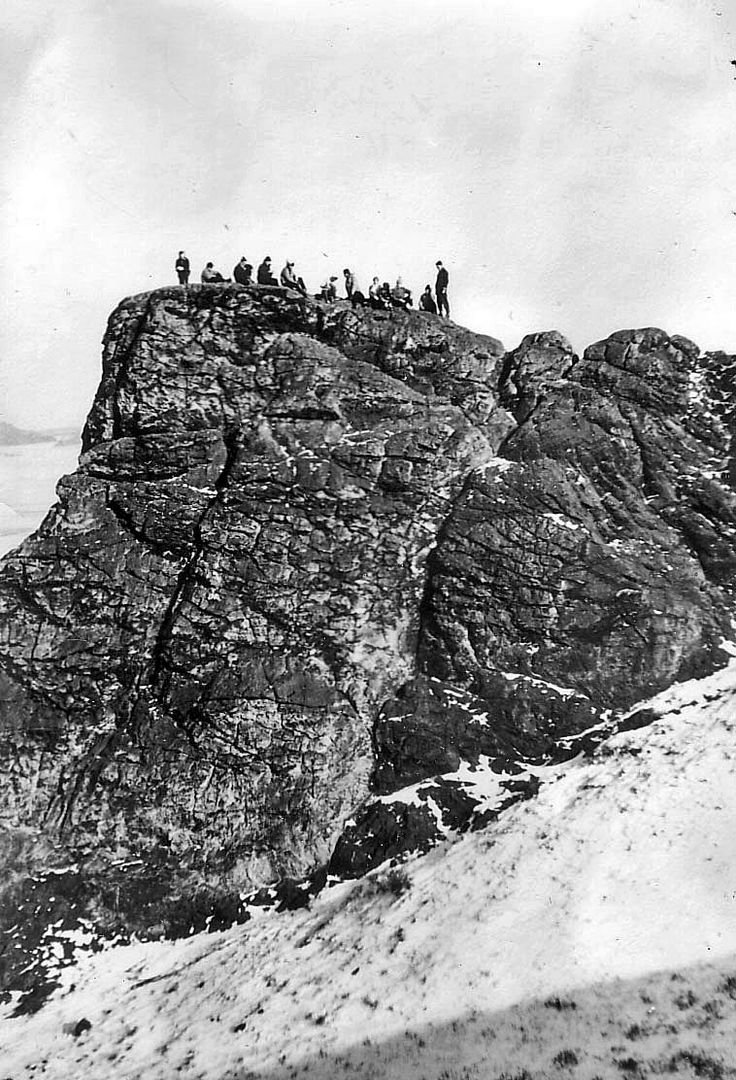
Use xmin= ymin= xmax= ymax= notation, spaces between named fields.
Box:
xmin=3 ymin=1 xmax=736 ymax=1076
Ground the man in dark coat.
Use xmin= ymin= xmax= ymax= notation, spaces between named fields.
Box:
xmin=435 ymin=260 xmax=449 ymax=317
xmin=343 ymin=268 xmax=357 ymax=299
xmin=419 ymin=285 xmax=437 ymax=314
xmin=233 ymin=257 xmax=253 ymax=285
xmin=175 ymin=251 xmax=190 ymax=285
xmin=257 ymin=256 xmax=278 ymax=286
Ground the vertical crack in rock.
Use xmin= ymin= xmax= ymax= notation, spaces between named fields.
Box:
xmin=495 ymin=395 xmax=545 ymax=455
xmin=412 ymin=473 xmax=477 ymax=677
xmin=104 ymin=496 xmax=179 ymax=560
xmin=149 ymin=426 xmax=241 ymax=701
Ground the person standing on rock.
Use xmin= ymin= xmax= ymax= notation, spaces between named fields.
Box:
xmin=175 ymin=251 xmax=190 ymax=285
xmin=343 ymin=268 xmax=358 ymax=300
xmin=419 ymin=285 xmax=437 ymax=313
xmin=257 ymin=256 xmax=279 ymax=286
xmin=233 ymin=257 xmax=253 ymax=285
xmin=435 ymin=260 xmax=449 ymax=317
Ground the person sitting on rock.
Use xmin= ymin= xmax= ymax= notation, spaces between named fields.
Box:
xmin=233 ymin=257 xmax=253 ymax=285
xmin=320 ymin=275 xmax=339 ymax=301
xmin=201 ymin=261 xmax=225 ymax=284
xmin=368 ymin=276 xmax=385 ymax=309
xmin=175 ymin=251 xmax=190 ymax=285
xmin=380 ymin=281 xmax=392 ymax=307
xmin=280 ymin=261 xmax=307 ymax=294
xmin=419 ymin=285 xmax=437 ymax=313
xmin=351 ymin=288 xmax=366 ymax=308
xmin=390 ymin=277 xmax=412 ymax=309
xmin=257 ymin=256 xmax=279 ymax=286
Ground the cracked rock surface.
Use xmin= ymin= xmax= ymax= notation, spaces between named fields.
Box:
xmin=2 ymin=289 xmax=736 ymax=1004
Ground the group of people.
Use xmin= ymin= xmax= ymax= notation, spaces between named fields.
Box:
xmin=174 ymin=252 xmax=450 ymax=317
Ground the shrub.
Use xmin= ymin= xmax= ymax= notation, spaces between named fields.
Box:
xmin=666 ymin=1050 xmax=725 ymax=1079
xmin=375 ymin=867 xmax=411 ymax=897
xmin=553 ymin=1049 xmax=579 ymax=1067
xmin=544 ymin=996 xmax=577 ymax=1011
xmin=673 ymin=989 xmax=697 ymax=1010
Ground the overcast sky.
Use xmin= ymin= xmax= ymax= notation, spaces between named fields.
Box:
xmin=2 ymin=0 xmax=735 ymax=430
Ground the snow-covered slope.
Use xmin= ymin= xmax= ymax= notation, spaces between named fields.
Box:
xmin=4 ymin=660 xmax=736 ymax=1078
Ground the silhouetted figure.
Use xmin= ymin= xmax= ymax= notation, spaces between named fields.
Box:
xmin=435 ymin=260 xmax=449 ymax=317
xmin=233 ymin=257 xmax=253 ymax=285
xmin=351 ymin=290 xmax=366 ymax=308
xmin=257 ymin=256 xmax=278 ymax=286
xmin=419 ymin=285 xmax=437 ymax=314
xmin=343 ymin=268 xmax=357 ymax=299
xmin=175 ymin=251 xmax=190 ymax=285
xmin=390 ymin=277 xmax=412 ymax=309
xmin=201 ymin=261 xmax=225 ymax=283
xmin=280 ymin=261 xmax=307 ymax=294
xmin=380 ymin=282 xmax=392 ymax=307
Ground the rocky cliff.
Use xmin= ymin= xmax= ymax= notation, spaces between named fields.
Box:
xmin=2 ymin=285 xmax=736 ymax=1006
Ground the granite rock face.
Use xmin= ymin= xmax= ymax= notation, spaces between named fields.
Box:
xmin=2 ymin=288 xmax=736 ymax=1001
xmin=337 ymin=326 xmax=736 ymax=876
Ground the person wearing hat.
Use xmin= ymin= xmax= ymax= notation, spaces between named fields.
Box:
xmin=175 ymin=250 xmax=190 ymax=285
xmin=257 ymin=256 xmax=278 ymax=286
xmin=280 ymin=260 xmax=307 ymax=294
xmin=233 ymin=257 xmax=253 ymax=285
xmin=435 ymin=260 xmax=449 ymax=317
xmin=419 ymin=285 xmax=437 ymax=314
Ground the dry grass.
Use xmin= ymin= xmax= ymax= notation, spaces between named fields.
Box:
xmin=251 ymin=957 xmax=736 ymax=1080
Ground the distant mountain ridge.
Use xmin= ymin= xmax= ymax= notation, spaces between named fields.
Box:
xmin=0 ymin=420 xmax=53 ymax=446
xmin=0 ymin=419 xmax=80 ymax=446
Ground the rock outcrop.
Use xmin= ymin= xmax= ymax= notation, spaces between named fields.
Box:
xmin=2 ymin=286 xmax=736 ymax=1005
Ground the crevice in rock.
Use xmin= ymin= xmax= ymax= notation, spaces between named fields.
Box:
xmin=104 ymin=495 xmax=180 ymax=561
xmin=412 ymin=472 xmax=478 ymax=679
xmin=148 ymin=426 xmax=241 ymax=701
xmin=623 ymin=409 xmax=678 ymax=502
xmin=495 ymin=395 xmax=545 ymax=456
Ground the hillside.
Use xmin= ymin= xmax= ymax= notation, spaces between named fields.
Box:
xmin=3 ymin=657 xmax=736 ymax=1078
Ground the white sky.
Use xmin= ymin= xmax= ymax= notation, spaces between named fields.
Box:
xmin=1 ymin=0 xmax=735 ymax=429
